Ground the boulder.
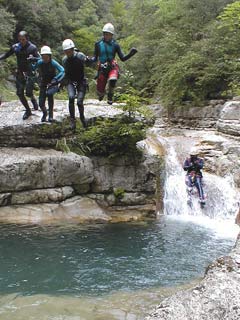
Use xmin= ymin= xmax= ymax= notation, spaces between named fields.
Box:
xmin=0 ymin=196 xmax=110 ymax=224
xmin=10 ymin=186 xmax=75 ymax=205
xmin=0 ymin=147 xmax=93 ymax=192
xmin=145 ymin=239 xmax=240 ymax=320
xmin=91 ymin=155 xmax=161 ymax=193
xmin=217 ymin=101 xmax=240 ymax=136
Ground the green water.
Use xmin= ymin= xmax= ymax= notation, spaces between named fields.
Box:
xmin=0 ymin=217 xmax=235 ymax=319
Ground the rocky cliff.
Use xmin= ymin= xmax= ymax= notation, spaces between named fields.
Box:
xmin=0 ymin=99 xmax=161 ymax=223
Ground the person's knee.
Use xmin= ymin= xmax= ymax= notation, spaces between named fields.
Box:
xmin=25 ymin=90 xmax=33 ymax=98
xmin=77 ymin=97 xmax=84 ymax=106
xmin=16 ymin=91 xmax=25 ymax=99
xmin=109 ymin=79 xmax=117 ymax=88
xmin=68 ymin=92 xmax=75 ymax=100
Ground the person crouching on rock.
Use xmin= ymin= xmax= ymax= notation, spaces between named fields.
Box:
xmin=0 ymin=31 xmax=40 ymax=120
xmin=62 ymin=39 xmax=90 ymax=130
xmin=90 ymin=23 xmax=138 ymax=104
xmin=32 ymin=46 xmax=65 ymax=122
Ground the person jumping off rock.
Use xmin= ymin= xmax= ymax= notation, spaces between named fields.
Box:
xmin=32 ymin=46 xmax=64 ymax=122
xmin=90 ymin=23 xmax=137 ymax=104
xmin=0 ymin=31 xmax=40 ymax=119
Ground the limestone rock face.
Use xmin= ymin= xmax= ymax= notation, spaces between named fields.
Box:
xmin=149 ymin=101 xmax=224 ymax=129
xmin=145 ymin=239 xmax=240 ymax=320
xmin=0 ymin=196 xmax=110 ymax=224
xmin=10 ymin=186 xmax=75 ymax=205
xmin=0 ymin=148 xmax=94 ymax=192
xmin=91 ymin=155 xmax=160 ymax=193
xmin=217 ymin=101 xmax=240 ymax=136
xmin=196 ymin=135 xmax=240 ymax=188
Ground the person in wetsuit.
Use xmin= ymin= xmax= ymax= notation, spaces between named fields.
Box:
xmin=62 ymin=39 xmax=89 ymax=130
xmin=91 ymin=23 xmax=137 ymax=104
xmin=32 ymin=46 xmax=64 ymax=122
xmin=183 ymin=148 xmax=205 ymax=204
xmin=0 ymin=31 xmax=40 ymax=119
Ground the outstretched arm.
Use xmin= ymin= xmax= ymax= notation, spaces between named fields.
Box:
xmin=88 ymin=43 xmax=99 ymax=63
xmin=0 ymin=47 xmax=14 ymax=61
xmin=116 ymin=44 xmax=137 ymax=62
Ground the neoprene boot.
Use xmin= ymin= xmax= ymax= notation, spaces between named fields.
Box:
xmin=48 ymin=105 xmax=54 ymax=122
xmin=31 ymin=97 xmax=39 ymax=110
xmin=78 ymin=105 xmax=86 ymax=128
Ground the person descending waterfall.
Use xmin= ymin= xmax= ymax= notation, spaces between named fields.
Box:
xmin=32 ymin=46 xmax=65 ymax=122
xmin=62 ymin=39 xmax=89 ymax=130
xmin=0 ymin=31 xmax=40 ymax=119
xmin=183 ymin=148 xmax=205 ymax=207
xmin=90 ymin=23 xmax=138 ymax=104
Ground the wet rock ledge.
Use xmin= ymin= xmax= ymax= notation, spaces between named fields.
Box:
xmin=146 ymin=236 xmax=240 ymax=320
xmin=0 ymin=99 xmax=160 ymax=223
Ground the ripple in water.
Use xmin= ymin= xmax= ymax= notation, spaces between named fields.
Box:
xmin=0 ymin=218 xmax=235 ymax=297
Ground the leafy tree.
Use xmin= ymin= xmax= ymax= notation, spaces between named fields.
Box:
xmin=0 ymin=6 xmax=16 ymax=82
xmin=3 ymin=0 xmax=73 ymax=47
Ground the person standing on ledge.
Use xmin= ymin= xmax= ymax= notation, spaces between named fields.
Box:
xmin=90 ymin=23 xmax=137 ymax=105
xmin=62 ymin=39 xmax=89 ymax=130
xmin=32 ymin=46 xmax=65 ymax=123
xmin=0 ymin=31 xmax=40 ymax=119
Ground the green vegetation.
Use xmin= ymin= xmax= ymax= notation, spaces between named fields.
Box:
xmin=113 ymin=187 xmax=125 ymax=200
xmin=69 ymin=116 xmax=146 ymax=158
xmin=56 ymin=137 xmax=71 ymax=153
xmin=66 ymin=91 xmax=150 ymax=159
xmin=1 ymin=0 xmax=240 ymax=107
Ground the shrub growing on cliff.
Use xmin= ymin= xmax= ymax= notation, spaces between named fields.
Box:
xmin=69 ymin=116 xmax=146 ymax=159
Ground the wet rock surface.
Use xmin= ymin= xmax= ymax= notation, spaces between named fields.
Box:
xmin=145 ymin=238 xmax=240 ymax=320
xmin=0 ymin=99 xmax=123 ymax=147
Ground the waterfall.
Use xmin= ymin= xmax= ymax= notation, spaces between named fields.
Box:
xmin=162 ymin=139 xmax=239 ymax=238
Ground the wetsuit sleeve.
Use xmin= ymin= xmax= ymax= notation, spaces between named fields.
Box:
xmin=115 ymin=43 xmax=137 ymax=62
xmin=89 ymin=42 xmax=99 ymax=63
xmin=77 ymin=52 xmax=87 ymax=61
xmin=193 ymin=158 xmax=204 ymax=170
xmin=31 ymin=59 xmax=42 ymax=71
xmin=62 ymin=56 xmax=70 ymax=84
xmin=52 ymin=59 xmax=65 ymax=82
xmin=32 ymin=46 xmax=40 ymax=59
xmin=183 ymin=159 xmax=193 ymax=171
xmin=0 ymin=46 xmax=15 ymax=60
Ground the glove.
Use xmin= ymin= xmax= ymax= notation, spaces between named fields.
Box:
xmin=130 ymin=48 xmax=138 ymax=56
xmin=27 ymin=55 xmax=39 ymax=62
xmin=51 ymin=78 xmax=58 ymax=85
xmin=47 ymin=79 xmax=58 ymax=87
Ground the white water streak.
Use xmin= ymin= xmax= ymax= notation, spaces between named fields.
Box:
xmin=158 ymin=136 xmax=239 ymax=238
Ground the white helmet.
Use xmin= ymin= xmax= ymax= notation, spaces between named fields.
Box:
xmin=62 ymin=39 xmax=75 ymax=51
xmin=40 ymin=45 xmax=52 ymax=55
xmin=190 ymin=148 xmax=199 ymax=156
xmin=102 ymin=23 xmax=115 ymax=35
